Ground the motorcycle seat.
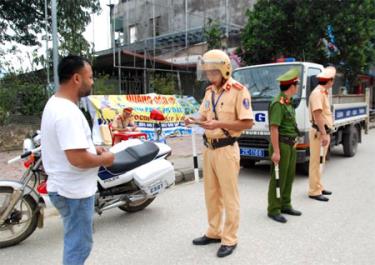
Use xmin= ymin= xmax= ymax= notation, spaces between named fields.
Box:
xmin=105 ymin=142 xmax=160 ymax=175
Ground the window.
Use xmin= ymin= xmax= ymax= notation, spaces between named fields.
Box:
xmin=129 ymin=25 xmax=137 ymax=43
xmin=306 ymin=67 xmax=321 ymax=99
xmin=149 ymin=16 xmax=161 ymax=37
xmin=232 ymin=64 xmax=304 ymax=102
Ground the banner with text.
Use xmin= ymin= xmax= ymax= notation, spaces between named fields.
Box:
xmin=86 ymin=94 xmax=196 ymax=144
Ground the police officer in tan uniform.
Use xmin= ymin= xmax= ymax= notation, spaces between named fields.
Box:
xmin=112 ymin=107 xmax=139 ymax=132
xmin=308 ymin=66 xmax=336 ymax=202
xmin=185 ymin=49 xmax=253 ymax=258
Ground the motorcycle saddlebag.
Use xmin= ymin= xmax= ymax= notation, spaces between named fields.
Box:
xmin=132 ymin=159 xmax=175 ymax=196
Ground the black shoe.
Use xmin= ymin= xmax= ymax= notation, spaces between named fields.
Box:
xmin=192 ymin=235 xmax=221 ymax=245
xmin=217 ymin=244 xmax=237 ymax=258
xmin=281 ymin=208 xmax=302 ymax=216
xmin=267 ymin=213 xmax=287 ymax=223
xmin=322 ymin=190 xmax=332 ymax=195
xmin=309 ymin=195 xmax=329 ymax=201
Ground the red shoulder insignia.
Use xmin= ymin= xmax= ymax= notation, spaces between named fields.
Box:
xmin=232 ymin=82 xmax=244 ymax=90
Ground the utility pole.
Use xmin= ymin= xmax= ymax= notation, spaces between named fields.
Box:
xmin=225 ymin=0 xmax=229 ymax=39
xmin=108 ymin=2 xmax=115 ymax=70
xmin=185 ymin=0 xmax=188 ymax=49
xmin=152 ymin=0 xmax=156 ymax=63
xmin=51 ymin=0 xmax=59 ymax=90
xmin=144 ymin=45 xmax=147 ymax=94
xmin=44 ymin=0 xmax=50 ymax=88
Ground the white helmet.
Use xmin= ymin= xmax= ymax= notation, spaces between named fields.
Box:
xmin=197 ymin=49 xmax=232 ymax=80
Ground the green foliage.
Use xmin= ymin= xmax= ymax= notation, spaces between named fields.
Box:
xmin=0 ymin=0 xmax=101 ymax=67
xmin=204 ymin=18 xmax=223 ymax=50
xmin=241 ymin=0 xmax=375 ymax=84
xmin=0 ymin=73 xmax=48 ymax=119
xmin=150 ymin=74 xmax=176 ymax=95
xmin=0 ymin=105 xmax=8 ymax=125
xmin=92 ymin=74 xmax=118 ymax=95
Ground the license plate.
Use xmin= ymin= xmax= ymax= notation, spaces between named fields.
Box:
xmin=149 ymin=182 xmax=164 ymax=195
xmin=240 ymin=148 xmax=266 ymax=158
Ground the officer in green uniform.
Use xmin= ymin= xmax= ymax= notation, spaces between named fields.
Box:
xmin=267 ymin=67 xmax=302 ymax=223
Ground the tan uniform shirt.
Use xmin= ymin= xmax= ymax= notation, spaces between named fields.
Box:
xmin=309 ymin=85 xmax=333 ymax=128
xmin=199 ymin=78 xmax=253 ymax=139
xmin=112 ymin=114 xmax=134 ymax=130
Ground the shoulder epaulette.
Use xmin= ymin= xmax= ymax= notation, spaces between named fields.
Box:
xmin=232 ymin=82 xmax=244 ymax=90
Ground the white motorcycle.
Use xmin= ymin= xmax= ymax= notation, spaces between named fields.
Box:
xmin=0 ymin=131 xmax=175 ymax=248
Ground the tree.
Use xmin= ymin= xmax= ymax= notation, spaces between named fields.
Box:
xmin=203 ymin=18 xmax=223 ymax=50
xmin=150 ymin=74 xmax=176 ymax=95
xmin=92 ymin=74 xmax=117 ymax=95
xmin=0 ymin=0 xmax=101 ymax=56
xmin=241 ymin=0 xmax=375 ymax=84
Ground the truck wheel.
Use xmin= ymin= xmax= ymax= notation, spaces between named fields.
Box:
xmin=240 ymin=159 xmax=256 ymax=168
xmin=343 ymin=126 xmax=358 ymax=157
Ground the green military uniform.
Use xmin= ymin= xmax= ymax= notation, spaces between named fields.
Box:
xmin=267 ymin=68 xmax=300 ymax=216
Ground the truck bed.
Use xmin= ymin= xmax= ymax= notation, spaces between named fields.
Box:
xmin=332 ymin=94 xmax=369 ymax=128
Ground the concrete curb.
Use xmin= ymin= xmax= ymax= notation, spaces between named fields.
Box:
xmin=174 ymin=168 xmax=203 ymax=184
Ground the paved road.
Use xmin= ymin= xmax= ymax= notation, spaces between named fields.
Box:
xmin=1 ymin=131 xmax=374 ymax=265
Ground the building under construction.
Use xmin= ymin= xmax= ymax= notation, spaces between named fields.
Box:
xmin=94 ymin=0 xmax=256 ymax=97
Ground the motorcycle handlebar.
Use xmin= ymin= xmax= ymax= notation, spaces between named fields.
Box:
xmin=7 ymin=147 xmax=41 ymax=164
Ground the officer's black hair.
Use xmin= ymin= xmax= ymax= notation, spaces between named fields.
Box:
xmin=280 ymin=84 xmax=290 ymax=91
xmin=58 ymin=55 xmax=91 ymax=84
xmin=280 ymin=81 xmax=297 ymax=91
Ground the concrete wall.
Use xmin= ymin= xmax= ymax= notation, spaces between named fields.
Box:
xmin=114 ymin=0 xmax=256 ymax=45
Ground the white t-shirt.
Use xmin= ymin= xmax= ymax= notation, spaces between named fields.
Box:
xmin=41 ymin=96 xmax=98 ymax=199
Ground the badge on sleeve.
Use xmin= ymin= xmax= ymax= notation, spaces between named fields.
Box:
xmin=243 ymin=98 xmax=250 ymax=109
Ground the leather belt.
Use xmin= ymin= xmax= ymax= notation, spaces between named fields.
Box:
xmin=312 ymin=124 xmax=332 ymax=134
xmin=203 ymin=135 xmax=238 ymax=149
xmin=279 ymin=135 xmax=297 ymax=146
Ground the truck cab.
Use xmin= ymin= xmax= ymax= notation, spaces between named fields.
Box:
xmin=232 ymin=61 xmax=369 ymax=172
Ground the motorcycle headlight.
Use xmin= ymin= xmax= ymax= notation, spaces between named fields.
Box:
xmin=23 ymin=138 xmax=34 ymax=153
xmin=33 ymin=134 xmax=41 ymax=146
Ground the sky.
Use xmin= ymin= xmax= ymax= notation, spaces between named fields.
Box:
xmin=83 ymin=0 xmax=117 ymax=52
xmin=1 ymin=0 xmax=116 ymax=74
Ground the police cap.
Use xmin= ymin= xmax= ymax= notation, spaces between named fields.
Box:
xmin=276 ymin=67 xmax=300 ymax=85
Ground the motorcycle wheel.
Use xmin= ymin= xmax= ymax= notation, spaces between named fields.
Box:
xmin=118 ymin=198 xmax=155 ymax=213
xmin=0 ymin=187 xmax=39 ymax=248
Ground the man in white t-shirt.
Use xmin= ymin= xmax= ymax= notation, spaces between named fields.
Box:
xmin=41 ymin=55 xmax=114 ymax=265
